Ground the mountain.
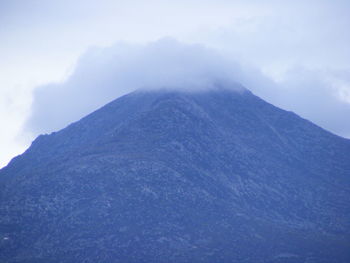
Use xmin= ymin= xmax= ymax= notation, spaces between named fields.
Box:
xmin=0 ymin=86 xmax=349 ymax=263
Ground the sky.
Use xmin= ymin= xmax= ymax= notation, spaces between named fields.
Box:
xmin=1 ymin=0 xmax=350 ymax=167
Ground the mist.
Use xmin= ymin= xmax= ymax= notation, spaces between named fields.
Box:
xmin=27 ymin=38 xmax=264 ymax=134
xmin=27 ymin=38 xmax=350 ymax=140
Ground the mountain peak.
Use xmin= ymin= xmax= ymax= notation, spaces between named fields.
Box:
xmin=1 ymin=87 xmax=349 ymax=263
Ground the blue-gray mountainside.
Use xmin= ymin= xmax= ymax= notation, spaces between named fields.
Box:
xmin=0 ymin=86 xmax=349 ymax=263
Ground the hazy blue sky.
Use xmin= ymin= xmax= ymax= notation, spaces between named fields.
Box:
xmin=1 ymin=0 xmax=350 ymax=167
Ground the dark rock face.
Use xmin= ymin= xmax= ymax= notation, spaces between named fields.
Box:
xmin=0 ymin=87 xmax=349 ymax=263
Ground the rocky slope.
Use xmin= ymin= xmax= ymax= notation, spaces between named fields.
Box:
xmin=0 ymin=86 xmax=349 ymax=262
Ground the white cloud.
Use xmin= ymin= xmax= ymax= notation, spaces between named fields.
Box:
xmin=26 ymin=39 xmax=250 ymax=134
xmin=26 ymin=39 xmax=350 ymax=141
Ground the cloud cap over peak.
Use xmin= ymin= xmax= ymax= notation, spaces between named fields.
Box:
xmin=27 ymin=38 xmax=252 ymax=135
xmin=26 ymin=38 xmax=350 ymax=140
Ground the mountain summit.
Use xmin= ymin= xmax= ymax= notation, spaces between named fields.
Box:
xmin=1 ymin=87 xmax=349 ymax=263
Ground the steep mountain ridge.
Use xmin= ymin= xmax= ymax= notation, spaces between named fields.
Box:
xmin=0 ymin=86 xmax=349 ymax=263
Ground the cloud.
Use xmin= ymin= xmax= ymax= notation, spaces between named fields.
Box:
xmin=26 ymin=38 xmax=253 ymax=134
xmin=26 ymin=38 xmax=350 ymax=139
xmin=1 ymin=0 xmax=349 ymax=169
